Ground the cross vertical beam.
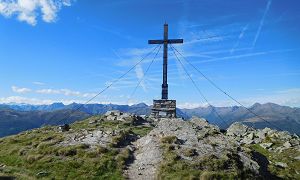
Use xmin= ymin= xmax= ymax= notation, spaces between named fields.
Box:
xmin=148 ymin=23 xmax=183 ymax=100
xmin=162 ymin=23 xmax=168 ymax=99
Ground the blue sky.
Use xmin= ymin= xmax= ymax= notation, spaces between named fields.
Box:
xmin=0 ymin=0 xmax=300 ymax=108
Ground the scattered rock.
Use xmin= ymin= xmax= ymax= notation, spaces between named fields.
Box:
xmin=238 ymin=152 xmax=260 ymax=174
xmin=260 ymin=143 xmax=273 ymax=149
xmin=61 ymin=129 xmax=112 ymax=147
xmin=262 ymin=127 xmax=272 ymax=135
xmin=106 ymin=115 xmax=117 ymax=121
xmin=275 ymin=162 xmax=288 ymax=168
xmin=277 ymin=131 xmax=292 ymax=140
xmin=247 ymin=132 xmax=254 ymax=140
xmin=257 ymin=131 xmax=266 ymax=141
xmin=36 ymin=171 xmax=48 ymax=177
xmin=105 ymin=110 xmax=121 ymax=116
xmin=241 ymin=138 xmax=254 ymax=145
xmin=283 ymin=141 xmax=292 ymax=148
xmin=190 ymin=116 xmax=209 ymax=127
xmin=274 ymin=147 xmax=285 ymax=153
xmin=58 ymin=124 xmax=70 ymax=132
xmin=227 ymin=122 xmax=253 ymax=137
xmin=89 ymin=119 xmax=98 ymax=124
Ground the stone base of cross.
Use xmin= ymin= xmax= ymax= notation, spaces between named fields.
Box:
xmin=151 ymin=99 xmax=176 ymax=118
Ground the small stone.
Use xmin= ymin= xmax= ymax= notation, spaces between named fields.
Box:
xmin=58 ymin=124 xmax=70 ymax=132
xmin=36 ymin=171 xmax=48 ymax=176
xmin=105 ymin=110 xmax=121 ymax=116
xmin=283 ymin=141 xmax=292 ymax=148
xmin=294 ymin=156 xmax=300 ymax=160
xmin=262 ymin=127 xmax=271 ymax=134
xmin=127 ymin=145 xmax=136 ymax=152
xmin=241 ymin=138 xmax=254 ymax=145
xmin=106 ymin=115 xmax=117 ymax=121
xmin=275 ymin=162 xmax=288 ymax=168
xmin=247 ymin=132 xmax=254 ymax=140
xmin=89 ymin=119 xmax=97 ymax=124
xmin=260 ymin=143 xmax=273 ymax=149
xmin=257 ymin=131 xmax=266 ymax=140
xmin=293 ymin=133 xmax=299 ymax=139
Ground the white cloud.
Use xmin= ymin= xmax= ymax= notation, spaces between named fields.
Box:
xmin=82 ymin=93 xmax=97 ymax=98
xmin=194 ymin=48 xmax=298 ymax=64
xmin=177 ymin=102 xmax=209 ymax=109
xmin=0 ymin=95 xmax=141 ymax=105
xmin=36 ymin=88 xmax=60 ymax=94
xmin=252 ymin=0 xmax=272 ymax=48
xmin=134 ymin=64 xmax=147 ymax=91
xmin=0 ymin=0 xmax=73 ymax=25
xmin=11 ymin=85 xmax=31 ymax=93
xmin=276 ymin=88 xmax=300 ymax=94
xmin=230 ymin=24 xmax=249 ymax=54
xmin=32 ymin=81 xmax=45 ymax=85
xmin=36 ymin=88 xmax=96 ymax=97
xmin=60 ymin=89 xmax=81 ymax=96
xmin=0 ymin=96 xmax=53 ymax=105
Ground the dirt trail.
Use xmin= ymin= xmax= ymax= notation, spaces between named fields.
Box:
xmin=126 ymin=133 xmax=162 ymax=180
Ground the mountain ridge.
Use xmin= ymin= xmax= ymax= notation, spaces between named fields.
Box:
xmin=0 ymin=102 xmax=300 ymax=137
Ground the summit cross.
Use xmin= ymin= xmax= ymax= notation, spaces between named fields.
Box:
xmin=148 ymin=23 xmax=183 ymax=99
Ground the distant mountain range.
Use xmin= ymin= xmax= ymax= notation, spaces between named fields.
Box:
xmin=0 ymin=108 xmax=89 ymax=137
xmin=0 ymin=102 xmax=299 ymax=137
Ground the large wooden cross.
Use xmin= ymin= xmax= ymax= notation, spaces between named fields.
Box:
xmin=148 ymin=23 xmax=183 ymax=99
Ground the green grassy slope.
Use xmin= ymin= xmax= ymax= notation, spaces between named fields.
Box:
xmin=0 ymin=115 xmax=152 ymax=179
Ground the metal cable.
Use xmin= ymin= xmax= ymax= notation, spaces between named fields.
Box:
xmin=170 ymin=44 xmax=283 ymax=131
xmin=48 ymin=44 xmax=161 ymax=126
xmin=127 ymin=45 xmax=162 ymax=103
xmin=170 ymin=45 xmax=229 ymax=128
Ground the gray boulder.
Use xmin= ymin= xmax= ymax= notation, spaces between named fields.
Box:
xmin=227 ymin=122 xmax=252 ymax=137
xmin=283 ymin=141 xmax=292 ymax=148
xmin=238 ymin=152 xmax=260 ymax=175
xmin=260 ymin=143 xmax=273 ymax=149
xmin=275 ymin=162 xmax=288 ymax=168
xmin=190 ymin=116 xmax=209 ymax=127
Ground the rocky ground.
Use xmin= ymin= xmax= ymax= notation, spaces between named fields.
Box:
xmin=0 ymin=111 xmax=299 ymax=179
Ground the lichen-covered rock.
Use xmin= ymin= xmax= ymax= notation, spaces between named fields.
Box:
xmin=238 ymin=152 xmax=260 ymax=174
xmin=226 ymin=122 xmax=253 ymax=137
xmin=190 ymin=116 xmax=209 ymax=127
xmin=260 ymin=143 xmax=273 ymax=149
xmin=283 ymin=141 xmax=292 ymax=148
xmin=256 ymin=130 xmax=266 ymax=142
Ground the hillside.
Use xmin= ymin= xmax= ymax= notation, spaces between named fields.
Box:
xmin=0 ymin=111 xmax=299 ymax=179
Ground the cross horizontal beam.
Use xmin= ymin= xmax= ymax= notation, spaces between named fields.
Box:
xmin=148 ymin=39 xmax=183 ymax=44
